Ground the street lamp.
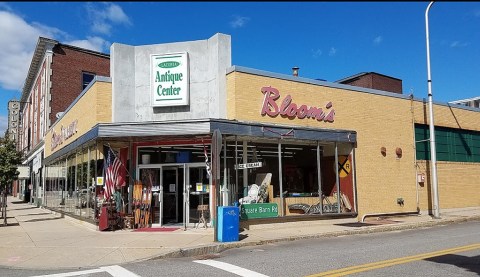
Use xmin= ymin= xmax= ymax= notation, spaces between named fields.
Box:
xmin=425 ymin=1 xmax=440 ymax=219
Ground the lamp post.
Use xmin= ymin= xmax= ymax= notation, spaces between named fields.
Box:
xmin=425 ymin=1 xmax=440 ymax=219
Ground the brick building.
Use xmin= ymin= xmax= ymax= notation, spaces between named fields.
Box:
xmin=16 ymin=37 xmax=110 ymax=204
xmin=336 ymin=72 xmax=403 ymax=94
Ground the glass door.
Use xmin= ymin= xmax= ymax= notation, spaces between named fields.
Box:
xmin=139 ymin=164 xmax=207 ymax=228
xmin=186 ymin=165 xmax=209 ymax=227
xmin=161 ymin=166 xmax=184 ymax=225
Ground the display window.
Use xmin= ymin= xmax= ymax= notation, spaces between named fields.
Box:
xmin=44 ymin=143 xmax=100 ymax=222
xmin=222 ymin=138 xmax=356 ymax=218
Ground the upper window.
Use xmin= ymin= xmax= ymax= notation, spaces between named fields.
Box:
xmin=82 ymin=72 xmax=95 ymax=90
xmin=415 ymin=124 xmax=480 ymax=163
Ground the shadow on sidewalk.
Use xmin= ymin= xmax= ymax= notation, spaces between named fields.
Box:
xmin=8 ymin=207 xmax=36 ymax=211
xmin=0 ymin=222 xmax=20 ymax=227
xmin=334 ymin=219 xmax=403 ymax=228
xmin=10 ymin=201 xmax=27 ymax=204
xmin=23 ymin=217 xmax=63 ymax=223
xmin=335 ymin=222 xmax=372 ymax=227
xmin=17 ymin=213 xmax=52 ymax=217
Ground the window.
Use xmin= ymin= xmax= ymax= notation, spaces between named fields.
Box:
xmin=82 ymin=72 xmax=95 ymax=90
xmin=415 ymin=124 xmax=480 ymax=162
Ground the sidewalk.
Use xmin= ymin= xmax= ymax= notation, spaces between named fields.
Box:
xmin=1 ymin=195 xmax=480 ymax=270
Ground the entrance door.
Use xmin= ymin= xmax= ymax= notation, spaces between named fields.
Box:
xmin=161 ymin=167 xmax=184 ymax=225
xmin=138 ymin=164 xmax=207 ymax=228
xmin=186 ymin=165 xmax=210 ymax=227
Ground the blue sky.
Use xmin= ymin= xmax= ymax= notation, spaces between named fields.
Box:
xmin=1 ymin=2 xmax=479 ymax=135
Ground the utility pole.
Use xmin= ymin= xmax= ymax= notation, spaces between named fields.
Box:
xmin=425 ymin=1 xmax=440 ymax=219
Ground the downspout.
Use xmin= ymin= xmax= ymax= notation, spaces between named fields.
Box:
xmin=410 ymin=93 xmax=421 ymax=213
xmin=362 ymin=211 xmax=419 ymax=223
xmin=361 ymin=94 xmax=421 ymax=222
xmin=351 ymin=146 xmax=359 ymax=214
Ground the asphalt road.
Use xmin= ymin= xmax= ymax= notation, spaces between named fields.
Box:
xmin=2 ymin=220 xmax=479 ymax=277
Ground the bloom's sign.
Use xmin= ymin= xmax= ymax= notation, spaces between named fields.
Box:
xmin=51 ymin=120 xmax=78 ymax=151
xmin=151 ymin=52 xmax=189 ymax=107
xmin=260 ymin=86 xmax=335 ymax=122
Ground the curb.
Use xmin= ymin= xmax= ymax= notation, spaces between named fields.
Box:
xmin=152 ymin=215 xmax=480 ymax=260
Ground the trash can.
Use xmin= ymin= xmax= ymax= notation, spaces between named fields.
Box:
xmin=217 ymin=206 xmax=240 ymax=242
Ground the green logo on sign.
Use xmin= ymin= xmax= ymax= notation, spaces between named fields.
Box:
xmin=158 ymin=61 xmax=180 ymax=68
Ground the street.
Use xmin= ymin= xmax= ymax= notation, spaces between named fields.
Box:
xmin=1 ymin=220 xmax=479 ymax=277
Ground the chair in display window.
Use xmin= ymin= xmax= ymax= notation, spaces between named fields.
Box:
xmin=196 ymin=204 xmax=209 ymax=229
xmin=238 ymin=173 xmax=272 ymax=204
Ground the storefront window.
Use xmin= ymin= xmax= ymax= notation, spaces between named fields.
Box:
xmin=138 ymin=145 xmax=209 ymax=165
xmin=89 ymin=144 xmax=99 ymax=220
xmin=223 ymin=138 xmax=356 ymax=217
xmin=45 ymin=159 xmax=66 ymax=209
xmin=281 ymin=144 xmax=318 ymax=197
xmin=44 ymin=143 xmax=100 ymax=222
xmin=66 ymin=153 xmax=76 ymax=213
xmin=314 ymin=142 xmax=355 ymax=214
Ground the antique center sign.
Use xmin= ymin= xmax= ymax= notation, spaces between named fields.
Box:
xmin=151 ymin=52 xmax=189 ymax=107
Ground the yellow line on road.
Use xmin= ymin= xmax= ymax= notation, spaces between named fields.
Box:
xmin=306 ymin=243 xmax=480 ymax=277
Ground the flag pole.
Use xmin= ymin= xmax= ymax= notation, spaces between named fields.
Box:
xmin=106 ymin=143 xmax=135 ymax=184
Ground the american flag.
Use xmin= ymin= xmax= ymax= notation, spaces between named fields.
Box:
xmin=103 ymin=146 xmax=125 ymax=200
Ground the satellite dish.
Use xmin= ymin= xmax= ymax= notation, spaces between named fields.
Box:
xmin=56 ymin=112 xmax=64 ymax=119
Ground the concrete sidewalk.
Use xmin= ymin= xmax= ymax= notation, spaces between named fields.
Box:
xmin=1 ymin=195 xmax=480 ymax=270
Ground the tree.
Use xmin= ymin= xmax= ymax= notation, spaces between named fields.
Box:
xmin=0 ymin=135 xmax=22 ymax=192
xmin=0 ymin=135 xmax=22 ymax=225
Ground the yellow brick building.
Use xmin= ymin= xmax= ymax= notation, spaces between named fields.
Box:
xmin=226 ymin=67 xmax=480 ymax=219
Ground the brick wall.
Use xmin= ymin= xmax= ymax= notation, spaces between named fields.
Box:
xmin=341 ymin=73 xmax=403 ymax=94
xmin=49 ymin=45 xmax=110 ymax=126
xmin=416 ymin=161 xmax=480 ymax=211
xmin=412 ymin=100 xmax=480 ymax=212
xmin=413 ymin=100 xmax=480 ymax=131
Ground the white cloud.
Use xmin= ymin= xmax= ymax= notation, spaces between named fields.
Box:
xmin=65 ymin=36 xmax=110 ymax=53
xmin=0 ymin=9 xmax=112 ymax=93
xmin=329 ymin=47 xmax=337 ymax=56
xmin=86 ymin=2 xmax=132 ymax=35
xmin=230 ymin=15 xmax=250 ymax=28
xmin=0 ymin=10 xmax=64 ymax=91
xmin=450 ymin=41 xmax=468 ymax=48
xmin=373 ymin=35 xmax=383 ymax=45
xmin=312 ymin=49 xmax=322 ymax=58
xmin=0 ymin=115 xmax=8 ymax=135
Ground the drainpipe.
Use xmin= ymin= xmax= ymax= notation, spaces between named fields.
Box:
xmin=410 ymin=93 xmax=421 ymax=213
xmin=361 ymin=211 xmax=419 ymax=223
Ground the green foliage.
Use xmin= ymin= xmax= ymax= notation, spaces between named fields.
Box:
xmin=0 ymin=135 xmax=22 ymax=190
